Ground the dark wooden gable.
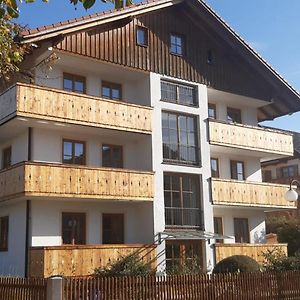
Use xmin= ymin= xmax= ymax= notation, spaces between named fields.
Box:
xmin=54 ymin=3 xmax=276 ymax=106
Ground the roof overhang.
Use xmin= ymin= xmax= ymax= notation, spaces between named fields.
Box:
xmin=158 ymin=230 xmax=232 ymax=244
xmin=20 ymin=0 xmax=182 ymax=44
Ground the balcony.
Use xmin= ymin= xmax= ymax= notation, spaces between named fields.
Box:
xmin=0 ymin=83 xmax=152 ymax=134
xmin=29 ymin=244 xmax=157 ymax=277
xmin=209 ymin=119 xmax=293 ymax=156
xmin=0 ymin=162 xmax=154 ymax=202
xmin=211 ymin=178 xmax=296 ymax=208
xmin=215 ymin=243 xmax=288 ymax=264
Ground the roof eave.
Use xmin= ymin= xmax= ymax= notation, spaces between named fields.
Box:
xmin=20 ymin=0 xmax=182 ymax=44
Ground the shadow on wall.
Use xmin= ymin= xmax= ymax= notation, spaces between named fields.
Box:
xmin=254 ymin=229 xmax=266 ymax=244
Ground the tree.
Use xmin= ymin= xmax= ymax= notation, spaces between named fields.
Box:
xmin=1 ymin=0 xmax=133 ymax=18
xmin=0 ymin=0 xmax=133 ymax=86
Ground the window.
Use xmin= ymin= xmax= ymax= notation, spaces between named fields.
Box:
xmin=102 ymin=81 xmax=122 ymax=100
xmin=162 ymin=112 xmax=199 ymax=165
xmin=207 ymin=50 xmax=215 ymax=64
xmin=208 ymin=103 xmax=216 ymax=119
xmin=102 ymin=214 xmax=124 ymax=244
xmin=161 ymin=81 xmax=198 ymax=107
xmin=136 ymin=26 xmax=148 ymax=47
xmin=214 ymin=217 xmax=223 ymax=243
xmin=170 ymin=33 xmax=184 ymax=56
xmin=2 ymin=146 xmax=11 ymax=169
xmin=0 ymin=216 xmax=8 ymax=251
xmin=166 ymin=241 xmax=203 ymax=272
xmin=278 ymin=165 xmax=298 ymax=179
xmin=164 ymin=173 xmax=201 ymax=228
xmin=102 ymin=145 xmax=123 ymax=168
xmin=63 ymin=139 xmax=86 ymax=165
xmin=234 ymin=218 xmax=250 ymax=243
xmin=211 ymin=158 xmax=219 ymax=178
xmin=63 ymin=73 xmax=86 ymax=94
xmin=230 ymin=160 xmax=245 ymax=181
xmin=227 ymin=107 xmax=242 ymax=124
xmin=62 ymin=213 xmax=86 ymax=245
xmin=262 ymin=170 xmax=272 ymax=182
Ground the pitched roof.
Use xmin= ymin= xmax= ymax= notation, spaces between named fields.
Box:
xmin=19 ymin=0 xmax=300 ymax=121
xmin=20 ymin=0 xmax=178 ymax=41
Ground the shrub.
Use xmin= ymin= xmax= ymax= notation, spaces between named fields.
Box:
xmin=263 ymin=249 xmax=300 ymax=272
xmin=166 ymin=256 xmax=204 ymax=275
xmin=94 ymin=253 xmax=153 ymax=277
xmin=213 ymin=255 xmax=261 ymax=274
xmin=277 ymin=221 xmax=300 ymax=256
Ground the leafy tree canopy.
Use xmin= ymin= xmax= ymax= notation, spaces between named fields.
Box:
xmin=1 ymin=0 xmax=133 ymax=18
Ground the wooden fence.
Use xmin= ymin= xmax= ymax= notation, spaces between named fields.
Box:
xmin=0 ymin=277 xmax=47 ymax=300
xmin=64 ymin=271 xmax=300 ymax=300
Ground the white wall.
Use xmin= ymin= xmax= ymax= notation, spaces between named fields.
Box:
xmin=0 ymin=130 xmax=28 ymax=168
xmin=0 ymin=201 xmax=27 ymax=276
xmin=34 ymin=53 xmax=151 ymax=106
xmin=31 ymin=127 xmax=152 ymax=171
xmin=212 ymin=153 xmax=262 ymax=182
xmin=213 ymin=207 xmax=266 ymax=244
xmin=30 ymin=200 xmax=153 ymax=246
xmin=209 ymin=96 xmax=258 ymax=126
xmin=150 ymin=73 xmax=214 ymax=272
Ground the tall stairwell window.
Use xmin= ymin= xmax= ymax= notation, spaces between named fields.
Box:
xmin=164 ymin=173 xmax=202 ymax=228
xmin=162 ymin=112 xmax=199 ymax=165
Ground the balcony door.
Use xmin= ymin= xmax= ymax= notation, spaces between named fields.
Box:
xmin=62 ymin=212 xmax=86 ymax=245
xmin=102 ymin=214 xmax=124 ymax=244
xmin=234 ymin=218 xmax=250 ymax=243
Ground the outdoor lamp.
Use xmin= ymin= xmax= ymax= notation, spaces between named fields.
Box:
xmin=284 ymin=179 xmax=300 ymax=202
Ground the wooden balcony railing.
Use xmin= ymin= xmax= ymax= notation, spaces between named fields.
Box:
xmin=29 ymin=244 xmax=157 ymax=277
xmin=0 ymin=162 xmax=154 ymax=201
xmin=209 ymin=119 xmax=293 ymax=156
xmin=215 ymin=243 xmax=288 ymax=264
xmin=211 ymin=178 xmax=296 ymax=208
xmin=0 ymin=83 xmax=152 ymax=134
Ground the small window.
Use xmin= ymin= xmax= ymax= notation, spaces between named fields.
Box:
xmin=279 ymin=165 xmax=298 ymax=178
xmin=102 ymin=144 xmax=123 ymax=168
xmin=230 ymin=160 xmax=245 ymax=181
xmin=0 ymin=216 xmax=9 ymax=251
xmin=234 ymin=218 xmax=250 ymax=243
xmin=214 ymin=217 xmax=223 ymax=243
xmin=63 ymin=73 xmax=86 ymax=94
xmin=211 ymin=158 xmax=219 ymax=178
xmin=62 ymin=213 xmax=86 ymax=245
xmin=2 ymin=146 xmax=11 ymax=169
xmin=207 ymin=50 xmax=215 ymax=64
xmin=262 ymin=170 xmax=272 ymax=182
xmin=208 ymin=103 xmax=216 ymax=119
xmin=136 ymin=26 xmax=148 ymax=47
xmin=63 ymin=139 xmax=86 ymax=165
xmin=170 ymin=33 xmax=184 ymax=56
xmin=227 ymin=107 xmax=242 ymax=124
xmin=161 ymin=81 xmax=198 ymax=107
xmin=102 ymin=81 xmax=122 ymax=101
xmin=102 ymin=214 xmax=124 ymax=244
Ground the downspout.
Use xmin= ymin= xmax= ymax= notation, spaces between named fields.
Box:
xmin=25 ymin=127 xmax=32 ymax=277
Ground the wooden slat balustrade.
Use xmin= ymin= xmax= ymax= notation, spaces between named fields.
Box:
xmin=0 ymin=83 xmax=152 ymax=134
xmin=0 ymin=162 xmax=154 ymax=201
xmin=29 ymin=244 xmax=157 ymax=277
xmin=215 ymin=243 xmax=288 ymax=264
xmin=209 ymin=119 xmax=293 ymax=156
xmin=212 ymin=178 xmax=296 ymax=208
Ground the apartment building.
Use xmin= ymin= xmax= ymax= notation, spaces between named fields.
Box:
xmin=0 ymin=0 xmax=299 ymax=277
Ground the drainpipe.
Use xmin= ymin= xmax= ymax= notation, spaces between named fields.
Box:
xmin=24 ymin=200 xmax=31 ymax=278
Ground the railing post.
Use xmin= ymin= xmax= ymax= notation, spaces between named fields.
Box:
xmin=47 ymin=276 xmax=63 ymax=300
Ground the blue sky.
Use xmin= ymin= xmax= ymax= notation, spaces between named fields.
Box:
xmin=18 ymin=0 xmax=300 ymax=131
